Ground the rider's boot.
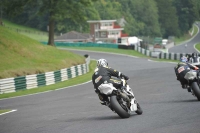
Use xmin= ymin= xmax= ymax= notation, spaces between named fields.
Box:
xmin=98 ymin=93 xmax=110 ymax=106
xmin=99 ymin=99 xmax=115 ymax=112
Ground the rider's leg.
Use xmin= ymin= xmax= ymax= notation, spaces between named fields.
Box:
xmin=98 ymin=93 xmax=109 ymax=102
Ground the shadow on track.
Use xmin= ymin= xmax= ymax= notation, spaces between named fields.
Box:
xmin=168 ymin=99 xmax=199 ymax=103
xmin=90 ymin=114 xmax=138 ymax=120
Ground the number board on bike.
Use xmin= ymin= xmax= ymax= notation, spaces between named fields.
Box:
xmin=178 ymin=66 xmax=185 ymax=73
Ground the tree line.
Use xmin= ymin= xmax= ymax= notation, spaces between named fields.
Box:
xmin=1 ymin=0 xmax=200 ymax=45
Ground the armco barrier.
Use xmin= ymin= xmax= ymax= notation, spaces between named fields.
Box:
xmin=0 ymin=56 xmax=90 ymax=94
xmin=134 ymin=46 xmax=189 ymax=60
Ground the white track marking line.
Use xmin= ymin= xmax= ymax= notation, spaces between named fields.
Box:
xmin=0 ymin=80 xmax=92 ymax=101
xmin=0 ymin=109 xmax=17 ymax=116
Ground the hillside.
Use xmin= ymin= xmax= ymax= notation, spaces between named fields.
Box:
xmin=2 ymin=19 xmax=49 ymax=41
xmin=0 ymin=26 xmax=85 ymax=79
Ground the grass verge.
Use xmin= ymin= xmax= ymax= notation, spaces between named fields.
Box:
xmin=195 ymin=43 xmax=200 ymax=51
xmin=0 ymin=109 xmax=12 ymax=115
xmin=0 ymin=26 xmax=85 ymax=79
xmin=2 ymin=19 xmax=49 ymax=42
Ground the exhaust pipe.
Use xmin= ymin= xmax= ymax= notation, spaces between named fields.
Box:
xmin=119 ymin=92 xmax=130 ymax=102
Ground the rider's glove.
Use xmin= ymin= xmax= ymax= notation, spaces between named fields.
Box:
xmin=122 ymin=74 xmax=129 ymax=80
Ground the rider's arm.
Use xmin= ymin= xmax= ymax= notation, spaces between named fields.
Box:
xmin=187 ymin=63 xmax=199 ymax=70
xmin=106 ymin=67 xmax=129 ymax=80
xmin=92 ymin=73 xmax=98 ymax=90
xmin=174 ymin=66 xmax=180 ymax=80
xmin=106 ymin=67 xmax=121 ymax=77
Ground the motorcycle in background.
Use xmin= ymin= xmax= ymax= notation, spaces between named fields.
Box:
xmin=174 ymin=64 xmax=200 ymax=101
xmin=187 ymin=53 xmax=200 ymax=68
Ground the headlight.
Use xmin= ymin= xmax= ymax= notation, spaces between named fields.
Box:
xmin=184 ymin=71 xmax=197 ymax=80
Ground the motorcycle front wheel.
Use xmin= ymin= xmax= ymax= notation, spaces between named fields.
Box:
xmin=135 ymin=103 xmax=143 ymax=115
xmin=191 ymin=82 xmax=200 ymax=101
xmin=110 ymin=95 xmax=130 ymax=118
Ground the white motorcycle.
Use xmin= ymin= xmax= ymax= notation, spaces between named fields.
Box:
xmin=98 ymin=78 xmax=143 ymax=118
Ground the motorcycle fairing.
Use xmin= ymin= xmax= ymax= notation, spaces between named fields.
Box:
xmin=98 ymin=83 xmax=117 ymax=95
xmin=184 ymin=71 xmax=197 ymax=80
xmin=130 ymin=98 xmax=137 ymax=111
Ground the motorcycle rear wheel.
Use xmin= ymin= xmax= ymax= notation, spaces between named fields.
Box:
xmin=110 ymin=95 xmax=130 ymax=118
xmin=191 ymin=82 xmax=200 ymax=101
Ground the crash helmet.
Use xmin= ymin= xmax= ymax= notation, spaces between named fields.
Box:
xmin=180 ymin=56 xmax=188 ymax=63
xmin=97 ymin=59 xmax=108 ymax=67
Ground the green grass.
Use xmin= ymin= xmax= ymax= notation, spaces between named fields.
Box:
xmin=2 ymin=19 xmax=49 ymax=41
xmin=195 ymin=43 xmax=200 ymax=51
xmin=0 ymin=109 xmax=12 ymax=114
xmin=0 ymin=26 xmax=85 ymax=79
xmin=2 ymin=20 xmax=43 ymax=32
xmin=0 ymin=60 xmax=96 ymax=99
xmin=175 ymin=24 xmax=198 ymax=45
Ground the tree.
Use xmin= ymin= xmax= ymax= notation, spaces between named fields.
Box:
xmin=93 ymin=0 xmax=123 ymax=20
xmin=155 ymin=0 xmax=180 ymax=38
xmin=173 ymin=0 xmax=199 ymax=34
xmin=56 ymin=5 xmax=100 ymax=33
xmin=2 ymin=0 xmax=97 ymax=46
xmin=119 ymin=0 xmax=161 ymax=37
xmin=137 ymin=0 xmax=160 ymax=36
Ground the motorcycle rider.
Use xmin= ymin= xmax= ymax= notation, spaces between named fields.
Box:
xmin=92 ymin=59 xmax=130 ymax=106
xmin=186 ymin=54 xmax=191 ymax=61
xmin=174 ymin=56 xmax=199 ymax=89
xmin=188 ymin=52 xmax=200 ymax=64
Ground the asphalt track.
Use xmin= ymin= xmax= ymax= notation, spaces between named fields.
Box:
xmin=169 ymin=22 xmax=200 ymax=53
xmin=1 ymin=33 xmax=200 ymax=133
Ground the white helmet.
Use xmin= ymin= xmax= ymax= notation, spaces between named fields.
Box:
xmin=97 ymin=59 xmax=108 ymax=67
